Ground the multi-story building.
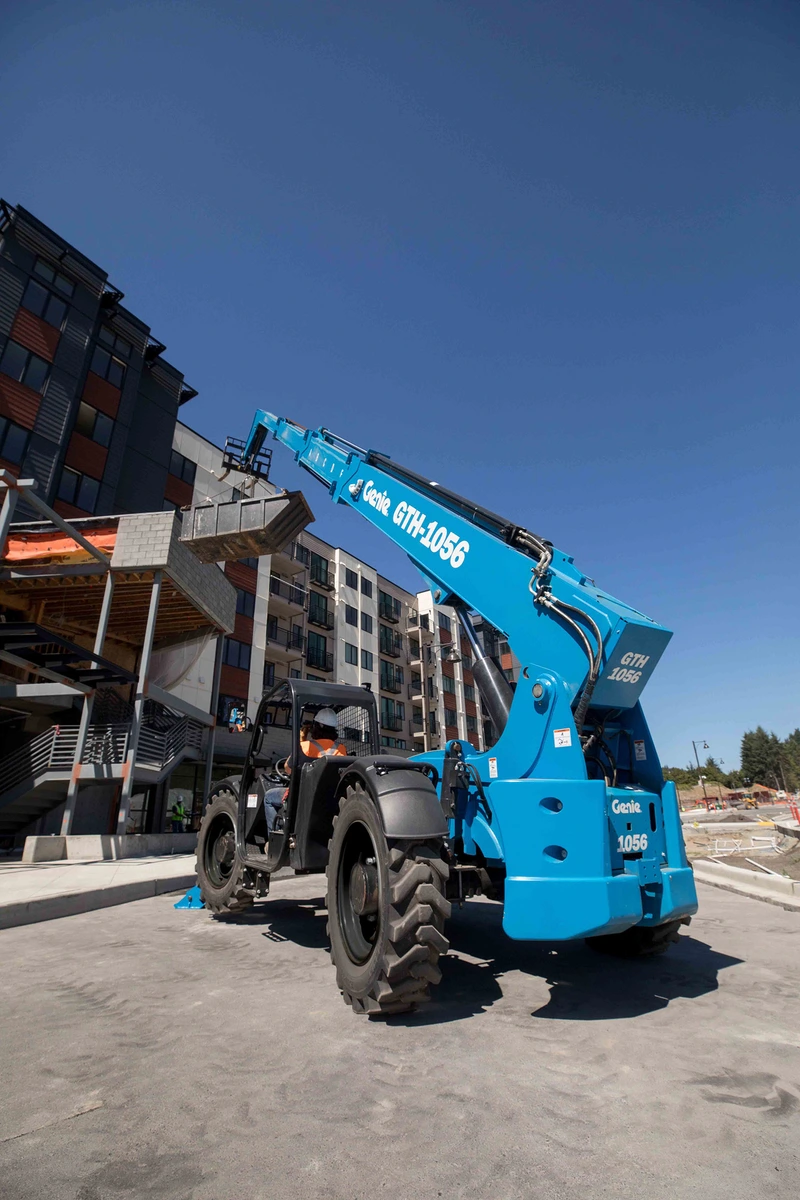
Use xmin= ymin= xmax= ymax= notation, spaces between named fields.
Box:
xmin=414 ymin=595 xmax=486 ymax=754
xmin=0 ymin=201 xmax=197 ymax=521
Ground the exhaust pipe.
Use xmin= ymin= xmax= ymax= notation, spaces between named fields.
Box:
xmin=455 ymin=608 xmax=513 ymax=737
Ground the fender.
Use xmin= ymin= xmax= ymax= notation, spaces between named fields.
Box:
xmin=338 ymin=757 xmax=447 ymax=841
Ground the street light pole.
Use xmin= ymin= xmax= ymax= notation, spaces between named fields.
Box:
xmin=692 ymin=739 xmax=710 ymax=803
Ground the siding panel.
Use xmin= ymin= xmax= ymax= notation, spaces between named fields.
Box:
xmin=82 ymin=371 xmax=120 ymax=417
xmin=20 ymin=433 xmax=59 ymax=502
xmin=0 ymin=375 xmax=41 ymax=428
xmin=220 ymin=664 xmax=250 ymax=698
xmin=0 ymin=264 xmax=24 ymax=339
xmin=55 ymin=311 xmax=92 ymax=378
xmin=64 ymin=431 xmax=108 ymax=480
xmin=10 ymin=309 xmax=60 ymax=360
xmin=224 ymin=561 xmax=258 ymax=593
xmin=164 ymin=473 xmax=193 ymax=507
xmin=33 ymin=370 xmax=75 ymax=444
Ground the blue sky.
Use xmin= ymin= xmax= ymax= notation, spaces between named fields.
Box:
xmin=2 ymin=0 xmax=797 ymax=769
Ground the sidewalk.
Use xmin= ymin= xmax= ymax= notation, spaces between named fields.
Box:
xmin=0 ymin=855 xmax=197 ymax=930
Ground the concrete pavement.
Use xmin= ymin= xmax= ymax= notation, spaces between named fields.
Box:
xmin=0 ymin=854 xmax=196 ymax=929
xmin=0 ymin=876 xmax=798 ymax=1199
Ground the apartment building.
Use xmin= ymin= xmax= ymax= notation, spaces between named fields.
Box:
xmin=0 ymin=202 xmax=196 ymax=520
xmin=414 ymin=595 xmax=486 ymax=753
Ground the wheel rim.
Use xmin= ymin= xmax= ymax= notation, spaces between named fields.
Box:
xmin=204 ymin=811 xmax=237 ymax=888
xmin=337 ymin=819 xmax=381 ymax=964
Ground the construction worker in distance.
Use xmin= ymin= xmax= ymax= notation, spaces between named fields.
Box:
xmin=262 ymin=708 xmax=346 ymax=835
xmin=170 ymin=797 xmax=188 ymax=834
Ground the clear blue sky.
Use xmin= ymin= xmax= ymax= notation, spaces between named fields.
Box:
xmin=2 ymin=0 xmax=798 ymax=770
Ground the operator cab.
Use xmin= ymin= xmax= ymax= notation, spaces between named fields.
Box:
xmin=241 ymin=680 xmax=380 ymax=873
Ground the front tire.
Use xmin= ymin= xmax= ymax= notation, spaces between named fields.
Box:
xmin=586 ymin=917 xmax=690 ymax=957
xmin=196 ymin=788 xmax=256 ymax=915
xmin=327 ymin=783 xmax=450 ymax=1016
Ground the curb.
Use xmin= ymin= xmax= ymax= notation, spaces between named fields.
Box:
xmin=0 ymin=872 xmax=197 ymax=931
xmin=693 ymin=863 xmax=800 ymax=913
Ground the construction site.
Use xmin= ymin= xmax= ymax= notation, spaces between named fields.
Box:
xmin=2 ymin=4 xmax=799 ymax=1197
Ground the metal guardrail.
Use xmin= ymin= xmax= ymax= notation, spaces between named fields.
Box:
xmin=269 ymin=575 xmax=307 ymax=608
xmin=0 ymin=710 xmax=204 ymax=798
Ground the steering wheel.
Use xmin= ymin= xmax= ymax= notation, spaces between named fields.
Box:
xmin=267 ymin=757 xmax=291 ymax=785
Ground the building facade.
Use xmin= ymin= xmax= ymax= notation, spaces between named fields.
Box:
xmin=0 ymin=201 xmax=196 ymax=522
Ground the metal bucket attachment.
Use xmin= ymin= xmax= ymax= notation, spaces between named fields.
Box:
xmin=180 ymin=491 xmax=313 ymax=563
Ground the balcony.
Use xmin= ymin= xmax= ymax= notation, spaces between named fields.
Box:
xmin=310 ymin=558 xmax=334 ymax=590
xmin=308 ymin=603 xmax=335 ymax=631
xmin=411 ymin=714 xmax=424 ymax=728
xmin=271 ymin=539 xmax=309 ymax=577
xmin=381 ymin=714 xmax=404 ymax=732
xmin=266 ymin=625 xmax=305 ymax=662
xmin=269 ymin=575 xmax=307 ymax=614
xmin=379 ymin=596 xmax=402 ymax=623
xmin=408 ymin=680 xmax=423 ymax=700
xmin=380 ymin=673 xmax=403 ymax=694
xmin=379 ymin=631 xmax=403 ymax=658
xmin=407 ymin=611 xmax=433 ymax=640
xmin=306 ymin=645 xmax=333 ymax=672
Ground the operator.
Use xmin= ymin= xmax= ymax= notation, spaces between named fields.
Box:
xmin=262 ymin=709 xmax=347 ymax=835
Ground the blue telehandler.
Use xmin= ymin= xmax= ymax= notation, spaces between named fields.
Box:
xmin=194 ymin=413 xmax=697 ymax=1016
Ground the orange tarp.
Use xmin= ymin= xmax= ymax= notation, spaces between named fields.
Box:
xmin=4 ymin=526 xmax=117 ymax=564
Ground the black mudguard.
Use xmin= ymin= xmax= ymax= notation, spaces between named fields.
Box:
xmin=338 ymin=757 xmax=447 ymax=841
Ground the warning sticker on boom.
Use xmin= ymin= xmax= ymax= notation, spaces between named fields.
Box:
xmin=554 ymin=728 xmax=572 ymax=748
xmin=488 ymin=757 xmax=498 ymax=779
xmin=634 ymin=740 xmax=647 ymax=761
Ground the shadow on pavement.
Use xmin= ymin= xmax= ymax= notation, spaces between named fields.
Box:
xmin=219 ymin=890 xmax=743 ymax=1026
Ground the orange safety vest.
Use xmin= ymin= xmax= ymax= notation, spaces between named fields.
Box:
xmin=301 ymin=737 xmax=347 ymax=759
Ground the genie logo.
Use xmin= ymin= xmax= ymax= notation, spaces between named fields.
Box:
xmin=362 ymin=480 xmax=391 ymax=517
xmin=612 ymin=798 xmax=642 ymax=814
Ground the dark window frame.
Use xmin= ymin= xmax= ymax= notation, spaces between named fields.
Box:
xmin=0 ymin=339 xmax=50 ymax=393
xmin=75 ymin=401 xmax=114 ymax=448
xmin=169 ymin=449 xmax=197 ymax=486
xmin=57 ymin=466 xmax=101 ymax=513
xmin=0 ymin=416 xmax=30 ymax=465
xmin=345 ymin=567 xmax=358 ymax=590
xmin=33 ymin=258 xmax=75 ymax=298
xmin=344 ymin=642 xmax=358 ymax=666
xmin=21 ymin=278 xmax=68 ymax=330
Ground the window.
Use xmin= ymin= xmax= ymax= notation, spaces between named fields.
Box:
xmin=438 ymin=611 xmax=452 ymax=633
xmin=90 ymin=344 xmax=125 ymax=389
xmin=33 ymin=258 xmax=75 ymax=297
xmin=396 ymin=702 xmax=405 ymax=720
xmin=75 ymin=401 xmax=113 ymax=448
xmin=345 ymin=567 xmax=358 ymax=590
xmin=57 ymin=467 xmax=100 ymax=513
xmin=289 ymin=668 xmax=302 ymax=679
xmin=263 ymin=661 xmax=275 ymax=688
xmin=378 ymin=590 xmax=401 ymax=622
xmin=361 ymin=612 xmax=373 ymax=634
xmin=442 ymin=675 xmax=456 ymax=694
xmin=344 ymin=642 xmax=358 ymax=666
xmin=464 ymin=683 xmax=476 ymax=702
xmin=429 ymin=712 xmax=438 ymax=734
xmin=310 ymin=551 xmax=330 ymax=587
xmin=97 ymin=325 xmax=132 ymax=359
xmin=235 ymin=588 xmax=255 ymax=619
xmin=307 ymin=674 xmax=323 ymax=682
xmin=223 ymin=637 xmax=251 ymax=671
xmin=0 ymin=339 xmax=49 ymax=392
xmin=239 ymin=556 xmax=258 ymax=570
xmin=380 ymin=737 xmax=407 ymax=750
xmin=361 ymin=649 xmax=373 ymax=671
xmin=169 ymin=449 xmax=197 ymax=485
xmin=22 ymin=279 xmax=67 ymax=329
xmin=344 ymin=604 xmax=357 ymax=626
xmin=427 ymin=677 xmax=437 ymax=698
xmin=411 ymin=672 xmax=422 ymax=689
xmin=466 ymin=714 xmax=477 ymax=733
xmin=0 ymin=417 xmax=29 ymax=465
xmin=309 ymin=593 xmax=331 ymax=625
xmin=361 ymin=577 xmax=372 ymax=598
xmin=408 ymin=637 xmax=420 ymax=659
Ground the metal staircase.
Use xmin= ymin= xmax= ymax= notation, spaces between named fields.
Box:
xmin=0 ymin=703 xmax=206 ymax=836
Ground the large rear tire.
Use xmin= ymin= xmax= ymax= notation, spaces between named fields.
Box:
xmin=327 ymin=783 xmax=450 ymax=1016
xmin=586 ymin=917 xmax=689 ymax=958
xmin=196 ymin=788 xmax=256 ymax=916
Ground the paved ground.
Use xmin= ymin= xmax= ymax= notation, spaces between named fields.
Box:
xmin=0 ymin=878 xmax=798 ymax=1200
xmin=0 ymin=855 xmax=197 ymax=929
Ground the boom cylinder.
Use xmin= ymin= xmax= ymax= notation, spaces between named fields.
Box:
xmin=455 ymin=608 xmax=513 ymax=738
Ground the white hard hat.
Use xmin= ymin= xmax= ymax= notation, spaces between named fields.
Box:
xmin=314 ymin=707 xmax=338 ymax=729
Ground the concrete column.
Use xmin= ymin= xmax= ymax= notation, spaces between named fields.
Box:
xmin=0 ymin=482 xmax=20 ymax=558
xmin=201 ymin=634 xmax=224 ymax=813
xmin=60 ymin=572 xmax=116 ymax=836
xmin=117 ymin=571 xmax=162 ymax=834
